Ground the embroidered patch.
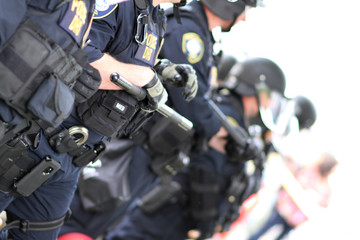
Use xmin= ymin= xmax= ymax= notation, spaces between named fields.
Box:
xmin=93 ymin=0 xmax=118 ymax=19
xmin=182 ymin=33 xmax=204 ymax=64
xmin=59 ymin=0 xmax=89 ymax=45
xmin=134 ymin=30 xmax=160 ymax=66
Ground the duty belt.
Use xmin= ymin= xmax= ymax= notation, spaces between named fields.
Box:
xmin=0 ymin=121 xmax=105 ymax=197
xmin=46 ymin=125 xmax=106 ymax=167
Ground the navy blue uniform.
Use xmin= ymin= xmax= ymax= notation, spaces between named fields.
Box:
xmin=159 ymin=1 xmax=221 ymax=140
xmin=60 ymin=2 xmax=224 ymax=239
xmin=85 ymin=0 xmax=165 ymax=67
xmin=0 ymin=1 xmax=99 ymax=239
xmin=104 ymin=94 xmax=247 ymax=240
xmin=59 ymin=1 xmax=167 ymax=238
xmin=0 ymin=0 xmax=27 ymax=51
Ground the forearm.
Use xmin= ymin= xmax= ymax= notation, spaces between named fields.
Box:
xmin=90 ymin=53 xmax=155 ymax=90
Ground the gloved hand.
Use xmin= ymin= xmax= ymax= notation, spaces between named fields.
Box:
xmin=73 ymin=63 xmax=102 ymax=103
xmin=225 ymin=136 xmax=264 ymax=164
xmin=139 ymin=72 xmax=168 ymax=112
xmin=155 ymin=59 xmax=198 ymax=102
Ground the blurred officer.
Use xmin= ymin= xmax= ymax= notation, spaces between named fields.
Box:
xmin=60 ymin=0 xmax=257 ymax=237
xmin=58 ymin=0 xmax=198 ymax=238
xmin=105 ymin=55 xmax=289 ymax=240
xmin=0 ymin=1 xmax=106 ymax=239
xmin=97 ymin=1 xmax=264 ymax=239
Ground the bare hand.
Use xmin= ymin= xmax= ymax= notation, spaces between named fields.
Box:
xmin=208 ymin=127 xmax=228 ymax=154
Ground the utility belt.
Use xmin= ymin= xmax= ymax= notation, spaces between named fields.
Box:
xmin=0 ymin=19 xmax=84 ymax=128
xmin=0 ymin=121 xmax=106 ymax=197
xmin=46 ymin=125 xmax=106 ymax=168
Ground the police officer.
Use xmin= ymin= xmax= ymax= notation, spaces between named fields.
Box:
xmin=157 ymin=0 xmax=265 ymax=159
xmin=0 ymin=1 xmax=107 ymax=239
xmin=74 ymin=0 xmax=198 ymax=139
xmin=90 ymin=1 xmax=262 ymax=239
xmin=58 ymin=0 xmax=198 ymax=238
xmin=103 ymin=54 xmax=289 ymax=240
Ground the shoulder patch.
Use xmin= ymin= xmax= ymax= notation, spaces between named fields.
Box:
xmin=182 ymin=32 xmax=204 ymax=64
xmin=93 ymin=0 xmax=118 ymax=19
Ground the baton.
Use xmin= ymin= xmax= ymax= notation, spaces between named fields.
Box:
xmin=110 ymin=73 xmax=193 ymax=132
xmin=206 ymin=95 xmax=248 ymax=146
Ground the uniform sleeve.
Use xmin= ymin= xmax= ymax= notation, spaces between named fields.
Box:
xmin=83 ymin=6 xmax=120 ymax=62
xmin=159 ymin=19 xmax=221 ymax=140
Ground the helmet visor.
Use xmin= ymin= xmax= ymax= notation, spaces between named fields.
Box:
xmin=258 ymin=89 xmax=296 ymax=136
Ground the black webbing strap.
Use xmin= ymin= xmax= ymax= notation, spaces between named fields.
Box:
xmin=2 ymin=210 xmax=71 ymax=233
xmin=173 ymin=0 xmax=187 ymax=24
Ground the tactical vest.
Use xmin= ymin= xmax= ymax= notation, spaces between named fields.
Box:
xmin=0 ymin=0 xmax=95 ymax=128
xmin=0 ymin=0 xmax=106 ymax=197
xmin=113 ymin=0 xmax=167 ymax=67
xmin=77 ymin=0 xmax=166 ymax=137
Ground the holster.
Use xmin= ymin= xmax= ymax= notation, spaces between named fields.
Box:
xmin=147 ymin=116 xmax=193 ymax=155
xmin=0 ymin=134 xmax=61 ymax=197
xmin=137 ymin=180 xmax=182 ymax=214
xmin=77 ymin=90 xmax=140 ymax=137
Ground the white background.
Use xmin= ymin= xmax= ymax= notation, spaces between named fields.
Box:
xmin=220 ymin=0 xmax=360 ymax=238
xmin=162 ymin=1 xmax=360 ymax=237
xmin=221 ymin=0 xmax=360 ymax=165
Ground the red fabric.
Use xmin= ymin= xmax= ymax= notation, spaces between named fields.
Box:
xmin=57 ymin=233 xmax=93 ymax=240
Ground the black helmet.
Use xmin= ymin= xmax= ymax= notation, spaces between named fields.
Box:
xmin=217 ymin=54 xmax=237 ymax=81
xmin=222 ymin=57 xmax=289 ymax=134
xmin=223 ymin=57 xmax=286 ymax=97
xmin=294 ymin=95 xmax=317 ymax=130
xmin=200 ymin=0 xmax=259 ymax=21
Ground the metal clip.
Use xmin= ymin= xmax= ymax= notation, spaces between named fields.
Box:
xmin=135 ymin=13 xmax=149 ymax=45
xmin=68 ymin=126 xmax=88 ymax=146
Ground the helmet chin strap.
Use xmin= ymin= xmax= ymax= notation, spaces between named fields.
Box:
xmin=221 ymin=17 xmax=237 ymax=33
xmin=173 ymin=0 xmax=186 ymax=24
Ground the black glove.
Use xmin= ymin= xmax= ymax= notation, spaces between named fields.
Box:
xmin=225 ymin=137 xmax=264 ymax=164
xmin=139 ymin=72 xmax=168 ymax=112
xmin=155 ymin=59 xmax=198 ymax=102
xmin=73 ymin=63 xmax=102 ymax=103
